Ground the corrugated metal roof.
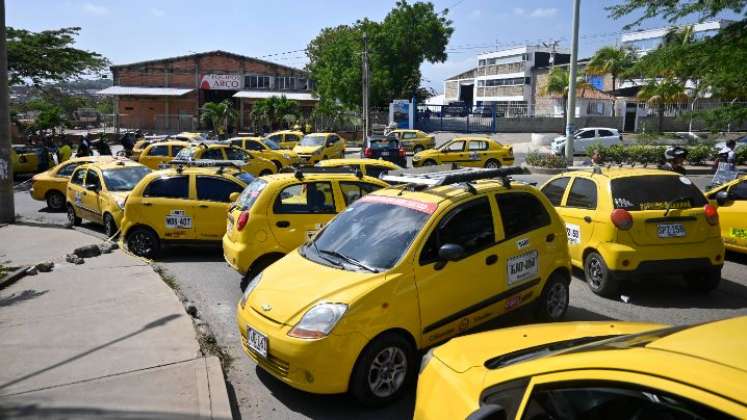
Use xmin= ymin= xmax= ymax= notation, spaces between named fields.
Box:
xmin=109 ymin=50 xmax=307 ymax=74
xmin=232 ymin=90 xmax=317 ymax=101
xmin=97 ymin=86 xmax=194 ymax=96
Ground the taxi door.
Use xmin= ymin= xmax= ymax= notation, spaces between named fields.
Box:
xmin=193 ymin=175 xmax=246 ymax=240
xmin=439 ymin=140 xmax=467 ymax=165
xmin=719 ymin=180 xmax=747 ymax=251
xmin=67 ymin=168 xmax=89 ymax=218
xmin=465 ymin=140 xmax=490 ymax=167
xmin=267 ymin=181 xmax=339 ymax=251
xmin=412 ymin=196 xmax=506 ymax=345
xmin=80 ymin=168 xmax=104 ymax=223
xmin=553 ymin=176 xmax=598 ymax=266
xmin=133 ymin=175 xmax=196 ymax=241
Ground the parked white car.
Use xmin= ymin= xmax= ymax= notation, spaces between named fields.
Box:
xmin=551 ymin=127 xmax=623 ymax=155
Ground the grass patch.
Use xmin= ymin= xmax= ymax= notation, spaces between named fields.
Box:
xmin=198 ymin=331 xmax=234 ymax=373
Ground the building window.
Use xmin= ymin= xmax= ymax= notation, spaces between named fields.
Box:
xmin=586 ymin=101 xmax=606 ymax=115
xmin=478 ymin=59 xmax=486 ymax=66
xmin=482 ymin=77 xmax=526 ymax=87
xmin=245 ymin=75 xmax=271 ymax=89
xmin=276 ymin=76 xmax=296 ymax=90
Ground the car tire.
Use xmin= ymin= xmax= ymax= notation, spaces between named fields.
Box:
xmin=423 ymin=159 xmax=437 ymax=166
xmin=66 ymin=204 xmax=81 ymax=226
xmin=584 ymin=251 xmax=619 ymax=298
xmin=535 ymin=272 xmax=570 ymax=321
xmin=103 ymin=213 xmax=118 ymax=238
xmin=126 ymin=226 xmax=160 ymax=259
xmin=46 ymin=190 xmax=66 ymax=211
xmin=350 ymin=332 xmax=416 ymax=407
xmin=484 ymin=159 xmax=501 ymax=169
xmin=272 ymin=160 xmax=282 ymax=171
xmin=259 ymin=169 xmax=273 ymax=177
xmin=413 ymin=146 xmax=424 ymax=154
xmin=687 ymin=268 xmax=721 ymax=294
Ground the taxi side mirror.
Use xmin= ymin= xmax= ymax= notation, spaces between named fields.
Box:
xmin=438 ymin=243 xmax=464 ymax=262
xmin=229 ymin=192 xmax=240 ymax=203
xmin=466 ymin=404 xmax=506 ymax=420
xmin=715 ymin=190 xmax=730 ymax=205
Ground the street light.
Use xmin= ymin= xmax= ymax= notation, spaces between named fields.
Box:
xmin=565 ymin=0 xmax=581 ymax=161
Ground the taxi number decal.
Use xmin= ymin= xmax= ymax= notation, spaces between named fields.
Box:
xmin=74 ymin=191 xmax=82 ymax=205
xmin=507 ymin=250 xmax=538 ymax=286
xmin=469 ymin=151 xmax=479 ymax=161
xmin=566 ymin=223 xmax=581 ymax=245
xmin=731 ymin=227 xmax=747 ymax=239
xmin=358 ymin=195 xmax=437 ymax=214
xmin=165 ymin=210 xmax=192 ymax=229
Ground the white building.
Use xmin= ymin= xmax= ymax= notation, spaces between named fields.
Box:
xmin=621 ymin=19 xmax=732 ymax=55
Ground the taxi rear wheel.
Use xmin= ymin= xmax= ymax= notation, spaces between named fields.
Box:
xmin=423 ymin=159 xmax=437 ymax=166
xmin=103 ymin=214 xmax=118 ymax=238
xmin=66 ymin=204 xmax=81 ymax=226
xmin=687 ymin=268 xmax=721 ymax=294
xmin=484 ymin=159 xmax=501 ymax=169
xmin=350 ymin=332 xmax=415 ymax=406
xmin=272 ymin=160 xmax=282 ymax=171
xmin=126 ymin=227 xmax=160 ymax=259
xmin=584 ymin=252 xmax=619 ymax=298
xmin=535 ymin=273 xmax=570 ymax=321
xmin=46 ymin=190 xmax=65 ymax=211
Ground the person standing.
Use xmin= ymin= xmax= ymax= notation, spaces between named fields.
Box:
xmin=720 ymin=139 xmax=737 ymax=170
xmin=96 ymin=134 xmax=112 ymax=155
xmin=77 ymin=134 xmax=92 ymax=157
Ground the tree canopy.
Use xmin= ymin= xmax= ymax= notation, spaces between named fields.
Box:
xmin=250 ymin=96 xmax=300 ymax=132
xmin=306 ymin=0 xmax=453 ymax=109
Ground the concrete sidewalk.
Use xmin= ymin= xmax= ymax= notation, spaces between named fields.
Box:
xmin=0 ymin=225 xmax=232 ymax=419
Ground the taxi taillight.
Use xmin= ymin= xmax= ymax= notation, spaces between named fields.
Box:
xmin=704 ymin=204 xmax=718 ymax=225
xmin=610 ymin=209 xmax=633 ymax=230
xmin=399 ymin=147 xmax=406 ymax=158
xmin=364 ymin=147 xmax=373 ymax=158
xmin=237 ymin=211 xmax=249 ymax=231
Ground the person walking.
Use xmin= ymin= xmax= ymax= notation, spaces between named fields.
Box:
xmin=77 ymin=135 xmax=92 ymax=157
xmin=95 ymin=134 xmax=112 ymax=156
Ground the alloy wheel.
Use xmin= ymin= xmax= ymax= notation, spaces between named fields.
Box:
xmin=545 ymin=281 xmax=568 ymax=319
xmin=587 ymin=257 xmax=603 ymax=289
xmin=367 ymin=347 xmax=407 ymax=398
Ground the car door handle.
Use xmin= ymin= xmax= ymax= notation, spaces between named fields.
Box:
xmin=198 ymin=204 xmax=209 ymax=208
xmin=276 ymin=221 xmax=290 ymax=228
xmin=142 ymin=202 xmax=152 ymax=207
xmin=485 ymin=254 xmax=498 ymax=265
xmin=546 ymin=233 xmax=556 ymax=243
xmin=584 ymin=216 xmax=592 ymax=223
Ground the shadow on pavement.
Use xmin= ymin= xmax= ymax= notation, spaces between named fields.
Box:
xmin=0 ymin=289 xmax=48 ymax=307
xmin=0 ymin=404 xmax=232 ymax=420
xmin=613 ymin=276 xmax=747 ymax=309
xmin=156 ymin=245 xmax=225 ymax=264
xmin=726 ymin=251 xmax=747 ymax=265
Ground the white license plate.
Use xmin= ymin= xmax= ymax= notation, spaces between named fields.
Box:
xmin=380 ymin=151 xmax=390 ymax=156
xmin=507 ymin=250 xmax=539 ymax=286
xmin=657 ymin=223 xmax=686 ymax=238
xmin=247 ymin=327 xmax=268 ymax=358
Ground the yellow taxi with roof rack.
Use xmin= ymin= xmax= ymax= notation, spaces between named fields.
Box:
xmin=66 ymin=159 xmax=151 ymax=237
xmin=415 ymin=316 xmax=747 ymax=420
xmin=292 ymin=132 xmax=346 ymax=164
xmin=540 ymin=167 xmax=724 ymax=298
xmin=223 ymin=167 xmax=389 ymax=278
xmin=175 ymin=143 xmax=276 ymax=176
xmin=235 ymin=167 xmax=570 ymax=405
xmin=412 ymin=135 xmax=514 ymax=168
xmin=706 ymin=175 xmax=747 ymax=254
xmin=31 ymin=155 xmax=120 ymax=211
xmin=265 ymin=129 xmax=305 ymax=149
xmin=121 ymin=160 xmax=255 ymax=258
xmin=389 ymin=129 xmax=435 ymax=153
xmin=315 ymin=158 xmax=402 ymax=177
xmin=227 ymin=136 xmax=300 ymax=169
xmin=136 ymin=140 xmax=191 ymax=169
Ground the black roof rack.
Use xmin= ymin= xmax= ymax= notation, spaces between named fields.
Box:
xmin=382 ymin=166 xmax=524 ymax=189
xmin=288 ymin=166 xmax=364 ymax=180
xmin=163 ymin=159 xmax=244 ymax=168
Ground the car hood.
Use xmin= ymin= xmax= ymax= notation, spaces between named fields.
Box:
xmin=293 ymin=145 xmax=323 ymax=154
xmin=247 ymin=250 xmax=385 ymax=325
xmin=433 ymin=321 xmax=665 ymax=373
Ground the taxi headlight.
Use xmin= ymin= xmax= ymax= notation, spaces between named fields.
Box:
xmin=239 ymin=272 xmax=263 ymax=309
xmin=288 ymin=303 xmax=347 ymax=339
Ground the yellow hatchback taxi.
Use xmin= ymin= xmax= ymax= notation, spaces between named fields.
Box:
xmin=415 ymin=316 xmax=747 ymax=420
xmin=266 ymin=130 xmax=304 ymax=149
xmin=390 ymin=129 xmax=435 ymax=153
xmin=707 ymin=175 xmax=747 ymax=254
xmin=227 ymin=136 xmax=299 ymax=170
xmin=31 ymin=156 xmax=118 ymax=211
xmin=292 ymin=133 xmax=346 ymax=164
xmin=121 ymin=163 xmax=254 ymax=258
xmin=175 ymin=143 xmax=276 ymax=177
xmin=540 ymin=168 xmax=724 ymax=298
xmin=316 ymin=158 xmax=402 ymax=177
xmin=11 ymin=144 xmax=51 ymax=174
xmin=137 ymin=140 xmax=191 ymax=169
xmin=66 ymin=160 xmax=151 ymax=237
xmin=223 ymin=168 xmax=389 ymax=278
xmin=236 ymin=167 xmax=571 ymax=405
xmin=412 ymin=136 xmax=514 ymax=169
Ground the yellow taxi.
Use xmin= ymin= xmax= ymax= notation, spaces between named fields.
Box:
xmin=266 ymin=130 xmax=304 ymax=149
xmin=540 ymin=168 xmax=724 ymax=298
xmin=131 ymin=136 xmax=161 ymax=161
xmin=31 ymin=156 xmax=120 ymax=211
xmin=292 ymin=133 xmax=346 ymax=164
xmin=175 ymin=143 xmax=276 ymax=177
xmin=121 ymin=162 xmax=255 ymax=258
xmin=223 ymin=168 xmax=389 ymax=278
xmin=227 ymin=136 xmax=300 ymax=170
xmin=390 ymin=129 xmax=435 ymax=153
xmin=175 ymin=131 xmax=208 ymax=142
xmin=235 ymin=167 xmax=570 ymax=404
xmin=415 ymin=316 xmax=747 ymax=420
xmin=315 ymin=158 xmax=402 ymax=177
xmin=11 ymin=144 xmax=51 ymax=174
xmin=66 ymin=160 xmax=151 ymax=237
xmin=707 ymin=175 xmax=747 ymax=254
xmin=136 ymin=140 xmax=191 ymax=169
xmin=412 ymin=136 xmax=514 ymax=168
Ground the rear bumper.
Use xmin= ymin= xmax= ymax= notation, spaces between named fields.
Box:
xmin=222 ymin=234 xmax=253 ymax=275
xmin=610 ymin=258 xmax=722 ymax=279
xmin=598 ymin=236 xmax=724 ymax=273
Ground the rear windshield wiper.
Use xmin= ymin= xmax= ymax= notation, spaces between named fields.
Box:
xmin=664 ymin=196 xmax=690 ymax=216
xmin=319 ymin=249 xmax=379 ymax=273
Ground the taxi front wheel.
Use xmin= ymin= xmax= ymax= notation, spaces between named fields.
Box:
xmin=66 ymin=204 xmax=81 ymax=226
xmin=584 ymin=252 xmax=619 ymax=298
xmin=350 ymin=332 xmax=416 ymax=407
xmin=126 ymin=227 xmax=160 ymax=259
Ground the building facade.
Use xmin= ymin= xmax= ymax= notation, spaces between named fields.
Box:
xmin=98 ymin=50 xmax=316 ymax=132
xmin=620 ymin=19 xmax=732 ymax=56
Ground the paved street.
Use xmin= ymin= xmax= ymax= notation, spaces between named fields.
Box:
xmin=10 ymin=167 xmax=747 ymax=420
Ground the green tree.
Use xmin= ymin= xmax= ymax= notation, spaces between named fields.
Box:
xmin=8 ymin=27 xmax=108 ymax=86
xmin=306 ymin=1 xmax=453 ymax=109
xmin=637 ymin=78 xmax=689 ymax=132
xmin=249 ymin=95 xmax=300 ymax=132
xmin=541 ymin=67 xmax=592 ymax=117
xmin=586 ymin=45 xmax=637 ymax=114
xmin=200 ymin=100 xmax=238 ymax=138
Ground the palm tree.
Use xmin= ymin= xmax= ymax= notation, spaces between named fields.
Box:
xmin=200 ymin=99 xmax=237 ymax=138
xmin=637 ymin=78 xmax=689 ymax=132
xmin=250 ymin=95 xmax=300 ymax=132
xmin=662 ymin=25 xmax=695 ymax=47
xmin=586 ymin=45 xmax=637 ymax=116
xmin=542 ymin=66 xmax=592 ymax=117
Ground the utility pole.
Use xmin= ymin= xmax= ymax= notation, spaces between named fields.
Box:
xmin=361 ymin=32 xmax=370 ymax=138
xmin=565 ymin=0 xmax=581 ymax=161
xmin=0 ymin=0 xmax=14 ymax=223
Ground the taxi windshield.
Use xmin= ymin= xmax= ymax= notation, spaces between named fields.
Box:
xmin=264 ymin=139 xmax=282 ymax=150
xmin=611 ymin=175 xmax=707 ymax=211
xmin=300 ymin=135 xmax=326 ymax=147
xmin=304 ymin=200 xmax=430 ymax=271
xmin=102 ymin=166 xmax=151 ymax=191
xmin=236 ymin=179 xmax=268 ymax=210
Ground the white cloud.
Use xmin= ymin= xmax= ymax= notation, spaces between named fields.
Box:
xmin=82 ymin=2 xmax=109 ymax=15
xmin=513 ymin=7 xmax=525 ymax=16
xmin=513 ymin=7 xmax=557 ymax=18
xmin=150 ymin=8 xmax=165 ymax=17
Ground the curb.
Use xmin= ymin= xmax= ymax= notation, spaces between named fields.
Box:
xmin=205 ymin=356 xmax=233 ymax=419
xmin=0 ymin=266 xmax=29 ymax=290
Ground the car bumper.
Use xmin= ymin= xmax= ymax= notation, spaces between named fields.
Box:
xmin=297 ymin=154 xmax=320 ymax=165
xmin=30 ymin=185 xmax=46 ymax=201
xmin=600 ymin=237 xmax=724 ymax=275
xmin=502 ymin=157 xmax=515 ymax=165
xmin=236 ymin=304 xmax=367 ymax=394
xmin=222 ymin=234 xmax=254 ymax=275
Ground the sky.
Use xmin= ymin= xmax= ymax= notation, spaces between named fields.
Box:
xmin=6 ymin=0 xmax=737 ymax=93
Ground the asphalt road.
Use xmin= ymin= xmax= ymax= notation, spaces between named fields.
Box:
xmin=10 ymin=166 xmax=747 ymax=420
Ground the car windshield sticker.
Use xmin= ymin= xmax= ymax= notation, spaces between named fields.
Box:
xmin=507 ymin=250 xmax=538 ymax=286
xmin=566 ymin=223 xmax=581 ymax=245
xmin=638 ymin=200 xmax=690 ymax=211
xmin=614 ymin=197 xmax=634 ymax=208
xmin=358 ymin=194 xmax=438 ymax=214
xmin=731 ymin=227 xmax=747 ymax=239
xmin=516 ymin=238 xmax=529 ymax=249
xmin=166 ymin=210 xmax=192 ymax=229
xmin=679 ymin=176 xmax=692 ymax=185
